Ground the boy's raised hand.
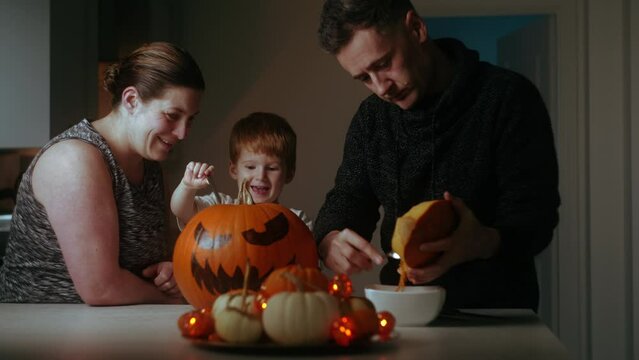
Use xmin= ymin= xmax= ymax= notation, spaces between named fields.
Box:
xmin=182 ymin=161 xmax=214 ymax=189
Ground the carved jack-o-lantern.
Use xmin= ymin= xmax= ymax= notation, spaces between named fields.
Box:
xmin=173 ymin=182 xmax=318 ymax=309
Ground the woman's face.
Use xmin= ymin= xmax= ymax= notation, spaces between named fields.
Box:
xmin=130 ymin=86 xmax=202 ymax=161
xmin=229 ymin=149 xmax=288 ymax=204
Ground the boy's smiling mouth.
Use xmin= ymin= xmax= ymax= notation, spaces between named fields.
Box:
xmin=251 ymin=185 xmax=270 ymax=196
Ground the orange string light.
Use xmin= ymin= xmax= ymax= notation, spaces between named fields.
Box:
xmin=331 ymin=316 xmax=358 ymax=347
xmin=328 ymin=274 xmax=353 ymax=298
xmin=177 ymin=308 xmax=215 ymax=338
xmin=377 ymin=311 xmax=396 ymax=340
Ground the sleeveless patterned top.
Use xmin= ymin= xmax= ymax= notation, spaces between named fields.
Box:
xmin=0 ymin=120 xmax=168 ymax=303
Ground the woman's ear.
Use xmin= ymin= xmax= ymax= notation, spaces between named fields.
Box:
xmin=121 ymin=86 xmax=140 ymax=114
xmin=405 ymin=10 xmax=428 ymax=43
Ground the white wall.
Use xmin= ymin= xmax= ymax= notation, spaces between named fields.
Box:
xmin=632 ymin=0 xmax=639 ymax=356
xmin=0 ymin=0 xmax=50 ymax=148
xmin=587 ymin=1 xmax=632 ymax=359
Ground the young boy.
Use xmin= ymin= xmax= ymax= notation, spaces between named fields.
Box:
xmin=170 ymin=112 xmax=312 ymax=230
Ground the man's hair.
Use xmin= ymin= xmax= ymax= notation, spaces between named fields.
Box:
xmin=318 ymin=0 xmax=416 ymax=54
xmin=229 ymin=112 xmax=297 ymax=179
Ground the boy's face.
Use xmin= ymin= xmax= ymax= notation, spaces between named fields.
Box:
xmin=229 ymin=149 xmax=288 ymax=204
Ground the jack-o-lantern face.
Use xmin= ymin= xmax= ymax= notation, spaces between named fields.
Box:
xmin=173 ymin=202 xmax=318 ymax=309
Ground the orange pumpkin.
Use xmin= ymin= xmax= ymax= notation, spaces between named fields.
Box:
xmin=260 ymin=264 xmax=328 ymax=298
xmin=340 ymin=296 xmax=379 ymax=340
xmin=391 ymin=199 xmax=458 ymax=268
xmin=173 ymin=181 xmax=319 ymax=309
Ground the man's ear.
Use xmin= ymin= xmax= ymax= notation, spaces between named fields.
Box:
xmin=405 ymin=10 xmax=428 ymax=43
xmin=229 ymin=161 xmax=238 ymax=180
xmin=121 ymin=86 xmax=140 ymax=114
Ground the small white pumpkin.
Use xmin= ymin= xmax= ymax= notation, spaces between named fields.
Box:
xmin=211 ymin=261 xmax=263 ymax=344
xmin=213 ymin=291 xmax=259 ymax=318
xmin=262 ymin=291 xmax=340 ymax=345
xmin=215 ymin=305 xmax=262 ymax=343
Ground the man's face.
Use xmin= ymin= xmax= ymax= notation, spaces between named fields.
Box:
xmin=336 ymin=20 xmax=429 ymax=110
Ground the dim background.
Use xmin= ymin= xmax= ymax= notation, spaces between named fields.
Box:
xmin=0 ymin=1 xmax=637 ymax=360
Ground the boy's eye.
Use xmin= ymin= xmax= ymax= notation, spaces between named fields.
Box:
xmin=165 ymin=112 xmax=179 ymax=121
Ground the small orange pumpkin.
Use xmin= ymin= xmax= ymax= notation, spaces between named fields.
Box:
xmin=391 ymin=199 xmax=458 ymax=268
xmin=173 ymin=181 xmax=319 ymax=309
xmin=260 ymin=264 xmax=328 ymax=298
xmin=340 ymin=296 xmax=378 ymax=340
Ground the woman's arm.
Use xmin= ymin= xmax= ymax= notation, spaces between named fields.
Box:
xmin=33 ymin=140 xmax=180 ymax=305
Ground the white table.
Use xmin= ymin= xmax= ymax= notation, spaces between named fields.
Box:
xmin=0 ymin=304 xmax=571 ymax=359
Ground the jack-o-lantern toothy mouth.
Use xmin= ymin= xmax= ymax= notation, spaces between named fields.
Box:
xmin=191 ymin=255 xmax=297 ymax=295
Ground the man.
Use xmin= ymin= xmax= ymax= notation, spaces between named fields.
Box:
xmin=314 ymin=0 xmax=560 ymax=310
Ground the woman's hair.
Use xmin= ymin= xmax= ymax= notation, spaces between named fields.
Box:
xmin=229 ymin=112 xmax=297 ymax=180
xmin=103 ymin=42 xmax=205 ymax=106
xmin=318 ymin=0 xmax=415 ymax=54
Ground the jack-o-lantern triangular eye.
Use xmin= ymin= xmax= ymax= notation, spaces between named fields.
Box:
xmin=242 ymin=212 xmax=289 ymax=246
xmin=195 ymin=222 xmax=232 ymax=250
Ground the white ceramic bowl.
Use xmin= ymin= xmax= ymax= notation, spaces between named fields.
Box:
xmin=364 ymin=284 xmax=446 ymax=326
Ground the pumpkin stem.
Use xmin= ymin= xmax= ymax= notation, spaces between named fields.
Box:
xmin=280 ymin=272 xmax=305 ymax=292
xmin=238 ymin=178 xmax=255 ymax=205
xmin=241 ymin=260 xmax=251 ymax=311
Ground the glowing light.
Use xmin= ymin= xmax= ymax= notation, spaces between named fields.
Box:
xmin=254 ymin=292 xmax=268 ymax=313
xmin=377 ymin=311 xmax=396 ymax=340
xmin=331 ymin=316 xmax=357 ymax=347
xmin=177 ymin=309 xmax=215 ymax=339
xmin=328 ymin=274 xmax=353 ymax=298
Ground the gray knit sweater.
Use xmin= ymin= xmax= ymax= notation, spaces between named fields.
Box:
xmin=314 ymin=38 xmax=560 ymax=310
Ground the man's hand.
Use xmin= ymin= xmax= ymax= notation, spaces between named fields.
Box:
xmin=318 ymin=228 xmax=385 ymax=274
xmin=142 ymin=261 xmax=183 ymax=298
xmin=182 ymin=161 xmax=214 ymax=190
xmin=403 ymin=191 xmax=501 ymax=284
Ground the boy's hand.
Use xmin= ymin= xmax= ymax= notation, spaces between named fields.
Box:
xmin=182 ymin=161 xmax=214 ymax=189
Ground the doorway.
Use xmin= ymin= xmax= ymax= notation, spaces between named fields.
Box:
xmin=424 ymin=14 xmax=558 ymax=330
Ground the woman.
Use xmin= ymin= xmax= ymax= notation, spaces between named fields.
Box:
xmin=0 ymin=42 xmax=205 ymax=304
